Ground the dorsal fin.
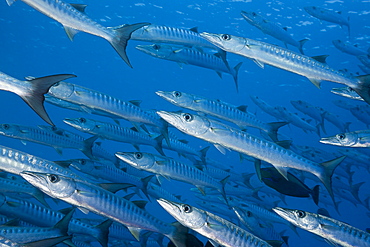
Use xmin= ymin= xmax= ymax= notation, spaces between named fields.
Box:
xmin=311 ymin=55 xmax=329 ymax=64
xmin=129 ymin=100 xmax=142 ymax=107
xmin=69 ymin=3 xmax=87 ymax=12
xmin=236 ymin=105 xmax=248 ymax=112
xmin=283 ymin=27 xmax=288 ymax=31
xmin=132 ymin=200 xmax=148 ymax=209
xmin=189 ymin=27 xmax=199 ymax=33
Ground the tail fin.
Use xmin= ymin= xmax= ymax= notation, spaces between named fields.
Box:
xmin=93 ymin=219 xmax=113 ymax=247
xmin=353 ymin=74 xmax=370 ymax=104
xmin=24 ymin=74 xmax=76 ymax=125
xmin=319 ymin=156 xmax=346 ymax=201
xmin=311 ymin=185 xmax=320 ymax=206
xmin=153 ymin=135 xmax=165 ymax=156
xmin=231 ymin=62 xmax=243 ymax=92
xmin=110 ymin=23 xmax=150 ymax=68
xmin=298 ymin=39 xmax=309 ymax=54
xmin=266 ymin=121 xmax=288 ymax=142
xmin=167 ymin=222 xmax=188 ymax=247
xmin=82 ymin=135 xmax=99 ymax=159
xmin=350 ymin=181 xmax=365 ymax=204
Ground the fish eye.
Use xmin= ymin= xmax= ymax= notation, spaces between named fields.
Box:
xmin=79 ymin=118 xmax=86 ymax=123
xmin=2 ymin=124 xmax=9 ymax=130
xmin=296 ymin=210 xmax=306 ymax=218
xmin=153 ymin=44 xmax=160 ymax=50
xmin=79 ymin=160 xmax=86 ymax=165
xmin=182 ymin=204 xmax=192 ymax=213
xmin=246 ymin=211 xmax=252 ymax=217
xmin=53 ymin=82 xmax=59 ymax=87
xmin=48 ymin=174 xmax=60 ymax=183
xmin=182 ymin=113 xmax=193 ymax=122
xmin=348 ymin=87 xmax=354 ymax=92
xmin=337 ymin=133 xmax=346 ymax=140
xmin=135 ymin=152 xmax=143 ymax=159
xmin=221 ymin=34 xmax=231 ymax=41
xmin=173 ymin=91 xmax=182 ymax=97
xmin=252 ymin=12 xmax=257 ymax=16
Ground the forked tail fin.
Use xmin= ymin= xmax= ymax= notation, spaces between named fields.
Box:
xmin=353 ymin=74 xmax=370 ymax=104
xmin=110 ymin=23 xmax=150 ymax=68
xmin=24 ymin=74 xmax=76 ymax=125
xmin=320 ymin=155 xmax=346 ymax=202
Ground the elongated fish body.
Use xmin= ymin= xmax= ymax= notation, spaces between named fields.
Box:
xmin=0 ymin=144 xmax=81 ymax=178
xmin=358 ymin=55 xmax=370 ymax=68
xmin=249 ymin=96 xmax=284 ymax=120
xmin=63 ymin=117 xmax=164 ymax=155
xmin=304 ymin=6 xmax=350 ymax=33
xmin=131 ymin=24 xmax=216 ymax=50
xmin=275 ymin=106 xmax=319 ymax=134
xmin=45 ymin=95 xmax=123 ymax=121
xmin=332 ymin=40 xmax=368 ymax=57
xmin=156 ymin=91 xmax=286 ymax=141
xmin=200 ymin=32 xmax=370 ymax=104
xmin=157 ymin=111 xmax=345 ymax=199
xmin=0 ymin=72 xmax=76 ymax=125
xmin=241 ymin=11 xmax=307 ymax=54
xmin=350 ymin=107 xmax=370 ymax=127
xmin=0 ymin=123 xmax=92 ymax=156
xmin=320 ymin=130 xmax=370 ymax=147
xmin=273 ymin=207 xmax=370 ymax=247
xmin=290 ymin=100 xmax=326 ymax=124
xmin=136 ymin=45 xmax=241 ymax=90
xmin=233 ymin=206 xmax=287 ymax=244
xmin=20 ymin=172 xmax=188 ymax=247
xmin=115 ymin=152 xmax=225 ymax=194
xmin=157 ymin=199 xmax=272 ymax=247
xmin=47 ymin=81 xmax=169 ymax=142
xmin=332 ymin=99 xmax=357 ymax=110
xmin=323 ymin=111 xmax=350 ymax=133
xmin=6 ymin=0 xmax=149 ymax=67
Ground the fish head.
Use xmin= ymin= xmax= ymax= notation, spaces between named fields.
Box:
xmin=0 ymin=123 xmax=22 ymax=137
xmin=303 ymin=6 xmax=316 ymax=15
xmin=200 ymin=32 xmax=246 ymax=53
xmin=136 ymin=44 xmax=172 ymax=59
xmin=272 ymin=207 xmax=319 ymax=231
xmin=156 ymin=91 xmax=195 ymax=108
xmin=232 ymin=206 xmax=257 ymax=227
xmin=157 ymin=199 xmax=207 ymax=229
xmin=48 ymin=81 xmax=75 ymax=99
xmin=115 ymin=152 xmax=156 ymax=170
xmin=240 ymin=11 xmax=262 ymax=24
xmin=320 ymin=132 xmax=357 ymax=146
xmin=20 ymin=172 xmax=76 ymax=199
xmin=68 ymin=159 xmax=96 ymax=173
xmin=63 ymin=117 xmax=96 ymax=132
xmin=157 ymin=111 xmax=210 ymax=136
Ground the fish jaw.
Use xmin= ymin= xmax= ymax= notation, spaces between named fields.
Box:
xmin=20 ymin=171 xmax=76 ymax=199
xmin=156 ymin=90 xmax=194 ymax=108
xmin=157 ymin=199 xmax=206 ymax=230
xmin=273 ymin=207 xmax=318 ymax=231
xmin=319 ymin=136 xmax=343 ymax=146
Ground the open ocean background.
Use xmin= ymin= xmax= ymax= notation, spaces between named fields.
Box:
xmin=0 ymin=0 xmax=369 ymax=246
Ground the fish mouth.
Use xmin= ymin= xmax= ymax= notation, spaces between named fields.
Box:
xmin=157 ymin=198 xmax=181 ymax=215
xmin=319 ymin=137 xmax=336 ymax=145
xmin=200 ymin=32 xmax=222 ymax=45
xmin=155 ymin=91 xmax=175 ymax=104
xmin=156 ymin=111 xmax=181 ymax=127
xmin=115 ymin=152 xmax=134 ymax=164
xmin=135 ymin=45 xmax=154 ymax=56
xmin=20 ymin=171 xmax=47 ymax=186
xmin=240 ymin=11 xmax=253 ymax=22
xmin=272 ymin=207 xmax=292 ymax=221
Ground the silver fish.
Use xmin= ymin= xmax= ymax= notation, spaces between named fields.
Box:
xmin=332 ymin=40 xmax=369 ymax=57
xmin=331 ymin=87 xmax=364 ymax=101
xmin=20 ymin=171 xmax=189 ymax=247
xmin=157 ymin=111 xmax=345 ymax=200
xmin=273 ymin=207 xmax=370 ymax=247
xmin=6 ymin=0 xmax=149 ymax=67
xmin=156 ymin=90 xmax=286 ymax=141
xmin=320 ymin=130 xmax=370 ymax=147
xmin=157 ymin=198 xmax=273 ymax=247
xmin=0 ymin=72 xmax=75 ymax=125
xmin=199 ymin=32 xmax=370 ymax=104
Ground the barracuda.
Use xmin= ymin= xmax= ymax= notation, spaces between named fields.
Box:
xmin=6 ymin=0 xmax=148 ymax=67
xmin=20 ymin=172 xmax=189 ymax=247
xmin=157 ymin=199 xmax=274 ymax=247
xmin=156 ymin=90 xmax=286 ymax=142
xmin=63 ymin=117 xmax=165 ymax=155
xmin=47 ymin=80 xmax=169 ymax=145
xmin=0 ymin=72 xmax=75 ymax=125
xmin=157 ymin=111 xmax=345 ymax=200
xmin=273 ymin=207 xmax=370 ymax=247
xmin=320 ymin=130 xmax=370 ymax=147
xmin=137 ymin=45 xmax=241 ymax=90
xmin=199 ymin=32 xmax=370 ymax=104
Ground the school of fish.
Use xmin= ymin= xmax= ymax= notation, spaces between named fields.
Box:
xmin=0 ymin=0 xmax=370 ymax=246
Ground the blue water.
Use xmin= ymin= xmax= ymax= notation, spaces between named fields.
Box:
xmin=0 ymin=0 xmax=369 ymax=246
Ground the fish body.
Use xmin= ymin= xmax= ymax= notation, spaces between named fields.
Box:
xmin=332 ymin=40 xmax=368 ymax=57
xmin=157 ymin=111 xmax=345 ymax=199
xmin=273 ymin=207 xmax=370 ymax=247
xmin=47 ymin=81 xmax=169 ymax=143
xmin=350 ymin=106 xmax=370 ymax=127
xmin=320 ymin=130 xmax=370 ymax=147
xmin=290 ymin=100 xmax=326 ymax=126
xmin=241 ymin=10 xmax=307 ymax=54
xmin=304 ymin=6 xmax=350 ymax=34
xmin=137 ymin=45 xmax=241 ymax=90
xmin=156 ymin=90 xmax=286 ymax=141
xmin=0 ymin=72 xmax=76 ymax=125
xmin=199 ymin=32 xmax=370 ymax=104
xmin=20 ymin=172 xmax=188 ymax=247
xmin=157 ymin=199 xmax=273 ymax=247
xmin=6 ymin=0 xmax=149 ymax=67
xmin=250 ymin=96 xmax=286 ymax=120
